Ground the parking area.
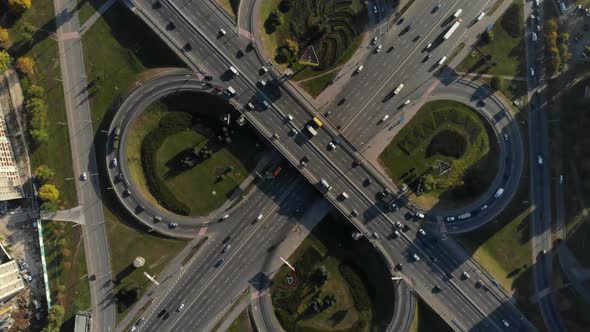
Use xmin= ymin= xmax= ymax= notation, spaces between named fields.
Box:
xmin=561 ymin=1 xmax=590 ymax=61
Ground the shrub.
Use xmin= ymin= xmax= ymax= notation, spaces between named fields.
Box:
xmin=15 ymin=57 xmax=35 ymax=76
xmin=26 ymin=85 xmax=45 ymax=99
xmin=41 ymin=201 xmax=59 ymax=212
xmin=141 ymin=112 xmax=193 ymax=215
xmin=425 ymin=130 xmax=467 ymax=158
xmin=0 ymin=28 xmax=8 ymax=43
xmin=265 ymin=9 xmax=283 ymax=34
xmin=39 ymin=184 xmax=59 ymax=202
xmin=34 ymin=165 xmax=55 ymax=183
xmin=0 ymin=50 xmax=13 ymax=73
xmin=43 ymin=305 xmax=64 ymax=332
xmin=481 ymin=30 xmax=494 ymax=44
xmin=8 ymin=0 xmax=32 ymax=13
xmin=489 ymin=76 xmax=500 ymax=91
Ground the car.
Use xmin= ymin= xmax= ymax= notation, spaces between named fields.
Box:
xmin=81 ymin=172 xmax=87 ymax=181
xmin=154 ymin=215 xmax=162 ymax=222
xmin=433 ymin=284 xmax=441 ymax=292
xmin=298 ymin=156 xmax=310 ymax=167
xmin=214 ymin=258 xmax=225 ymax=267
xmin=530 ymin=67 xmax=535 ymax=77
xmin=373 ymin=5 xmax=378 ymax=14
xmin=418 ymin=228 xmax=426 ymax=236
xmin=462 ymin=271 xmax=470 ymax=279
xmin=480 ymin=204 xmax=488 ymax=211
xmin=559 ymin=174 xmax=564 ymax=184
xmin=223 ymin=244 xmax=231 ymax=253
xmin=387 ymin=45 xmax=395 ymax=53
xmin=541 ymin=249 xmax=547 ymax=255
xmin=246 ymin=102 xmax=255 ymax=110
xmin=162 ymin=312 xmax=170 ymax=320
xmin=503 ymin=134 xmax=509 ymax=141
xmin=157 ymin=309 xmax=167 ymax=318
xmin=446 ymin=216 xmax=455 ymax=222
xmin=415 ymin=212 xmax=425 ymax=219
xmin=532 ymin=32 xmax=538 ymax=42
xmin=395 ymin=263 xmax=403 ymax=271
xmin=219 ymin=28 xmax=226 ymax=36
xmin=393 ymin=230 xmax=401 ymax=238
xmin=221 ymin=214 xmax=230 ymax=221
xmin=412 ymin=253 xmax=420 ymax=261
xmin=177 ymin=303 xmax=185 ymax=311
xmin=381 ymin=114 xmax=390 ymax=122
xmin=351 ymin=209 xmax=359 ymax=217
xmin=390 ymin=203 xmax=400 ymax=211
xmin=290 ymin=128 xmax=299 ymax=136
xmin=204 ymin=75 xmax=213 ymax=81
xmin=222 ymin=236 xmax=231 ymax=244
xmin=502 ymin=320 xmax=510 ymax=327
xmin=260 ymin=66 xmax=269 ymax=74
xmin=286 ymin=114 xmax=293 ymax=122
xmin=477 ymin=99 xmax=487 ymax=107
xmin=328 ymin=142 xmax=337 ymax=150
xmin=169 ymin=222 xmax=178 ymax=229
xmin=475 ymin=280 xmax=483 ymax=288
xmin=429 ymin=256 xmax=438 ymax=263
xmin=395 ymin=221 xmax=403 ymax=229
xmin=111 ymin=158 xmax=118 ymax=167
xmin=372 ymin=232 xmax=380 ymax=239
xmin=257 ymin=79 xmax=267 ymax=87
xmin=272 ymin=133 xmax=280 ymax=139
xmin=371 ymin=36 xmax=378 ymax=45
xmin=538 ymin=155 xmax=543 ymax=165
xmin=256 ymin=214 xmax=263 ymax=222
xmin=364 ymin=178 xmax=373 ymax=186
xmin=433 ymin=4 xmax=442 ymax=12
xmin=413 ymin=34 xmax=422 ymax=41
xmin=375 ymin=44 xmax=382 ymax=53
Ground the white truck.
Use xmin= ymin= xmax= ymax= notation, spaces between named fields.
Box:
xmin=306 ymin=125 xmax=318 ymax=137
xmin=393 ymin=83 xmax=404 ymax=95
xmin=443 ymin=20 xmax=461 ymax=40
xmin=320 ymin=179 xmax=332 ymax=191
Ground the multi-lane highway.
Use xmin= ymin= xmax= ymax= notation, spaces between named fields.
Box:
xmin=522 ymin=0 xmax=567 ymax=330
xmin=113 ymin=0 xmax=536 ymax=330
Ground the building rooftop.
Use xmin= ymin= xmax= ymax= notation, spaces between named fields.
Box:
xmin=74 ymin=312 xmax=91 ymax=332
xmin=0 ymin=107 xmax=23 ymax=201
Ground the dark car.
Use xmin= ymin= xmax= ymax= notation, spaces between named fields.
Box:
xmin=222 ymin=236 xmax=231 ymax=244
xmin=204 ymin=75 xmax=213 ymax=81
xmin=166 ymin=22 xmax=175 ymax=30
xmin=162 ymin=312 xmax=170 ymax=320
xmin=214 ymin=258 xmax=225 ymax=267
xmin=157 ymin=309 xmax=167 ymax=318
xmin=394 ymin=263 xmax=403 ymax=271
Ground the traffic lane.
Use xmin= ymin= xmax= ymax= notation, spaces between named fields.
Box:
xmin=144 ymin=177 xmax=307 ymax=332
xmin=331 ymin=0 xmax=486 ymax=131
xmin=164 ymin=182 xmax=314 ymax=331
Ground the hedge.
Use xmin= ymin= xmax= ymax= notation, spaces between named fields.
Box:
xmin=141 ymin=112 xmax=193 ymax=215
xmin=338 ymin=264 xmax=371 ymax=311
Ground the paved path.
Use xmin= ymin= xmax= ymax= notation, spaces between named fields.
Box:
xmin=557 ymin=245 xmax=590 ymax=305
xmin=79 ymin=0 xmax=117 ymax=35
xmin=53 ymin=0 xmax=115 ymax=330
xmin=455 ymin=71 xmax=527 ymax=81
xmin=40 ymin=206 xmax=85 ymax=224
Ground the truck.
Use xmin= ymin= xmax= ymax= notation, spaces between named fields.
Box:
xmin=443 ymin=20 xmax=461 ymax=40
xmin=458 ymin=212 xmax=472 ymax=220
xmin=320 ymin=179 xmax=332 ymax=191
xmin=453 ymin=9 xmax=463 ymax=18
xmin=306 ymin=125 xmax=318 ymax=137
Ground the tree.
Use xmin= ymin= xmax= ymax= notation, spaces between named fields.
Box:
xmin=39 ymin=184 xmax=59 ymax=202
xmin=285 ymin=39 xmax=299 ymax=55
xmin=482 ymin=30 xmax=494 ymax=44
xmin=7 ymin=0 xmax=32 ymax=13
xmin=15 ymin=57 xmax=35 ymax=76
xmin=559 ymin=33 xmax=569 ymax=44
xmin=43 ymin=305 xmax=64 ymax=332
xmin=275 ymin=46 xmax=292 ymax=63
xmin=544 ymin=19 xmax=558 ymax=33
xmin=0 ymin=51 xmax=13 ymax=73
xmin=279 ymin=0 xmax=294 ymax=12
xmin=31 ymin=129 xmax=49 ymax=144
xmin=421 ymin=174 xmax=437 ymax=192
xmin=0 ymin=28 xmax=8 ymax=43
xmin=265 ymin=9 xmax=283 ymax=33
xmin=26 ymin=85 xmax=45 ymax=99
xmin=34 ymin=165 xmax=55 ymax=183
xmin=41 ymin=200 xmax=59 ymax=212
xmin=489 ymin=76 xmax=500 ymax=91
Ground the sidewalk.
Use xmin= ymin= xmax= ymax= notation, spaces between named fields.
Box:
xmin=79 ymin=0 xmax=117 ymax=35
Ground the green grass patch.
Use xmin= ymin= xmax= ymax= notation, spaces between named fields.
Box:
xmin=81 ymin=0 xmax=183 ymax=136
xmin=378 ymin=100 xmax=499 ymax=208
xmin=104 ymin=206 xmax=188 ymax=322
xmin=300 ymin=71 xmax=338 ymax=97
xmin=226 ymin=307 xmax=253 ymax=332
xmin=271 ymin=215 xmax=396 ymax=331
xmin=130 ymin=93 xmax=260 ymax=216
xmin=76 ymin=0 xmax=105 ymax=26
xmin=4 ymin=1 xmax=77 ymax=208
xmin=457 ymin=1 xmax=525 ymax=77
xmin=42 ymin=221 xmax=91 ymax=331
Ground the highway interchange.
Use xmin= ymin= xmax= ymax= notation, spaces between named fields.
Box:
xmin=92 ymin=0 xmax=564 ymax=331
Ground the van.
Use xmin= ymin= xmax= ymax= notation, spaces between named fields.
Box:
xmin=476 ymin=12 xmax=485 ymax=21
xmin=494 ymin=188 xmax=504 ymax=198
xmin=437 ymin=56 xmax=447 ymax=66
xmin=320 ymin=179 xmax=332 ymax=191
xmin=228 ymin=66 xmax=239 ymax=77
xmin=225 ymin=86 xmax=236 ymax=96
xmin=341 ymin=192 xmax=349 ymax=200
xmin=458 ymin=212 xmax=472 ymax=220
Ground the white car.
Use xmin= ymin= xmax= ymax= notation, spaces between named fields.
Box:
xmin=381 ymin=114 xmax=390 ymax=122
xmin=480 ymin=204 xmax=488 ymax=211
xmin=395 ymin=221 xmax=403 ymax=229
xmin=559 ymin=174 xmax=564 ymax=184
xmin=81 ymin=172 xmax=87 ymax=181
xmin=412 ymin=253 xmax=420 ymax=261
xmin=446 ymin=216 xmax=455 ymax=222
xmin=260 ymin=65 xmax=269 ymax=73
xmin=373 ymin=5 xmax=378 ymax=14
xmin=256 ymin=214 xmax=263 ymax=221
xmin=415 ymin=212 xmax=425 ymax=219
xmin=418 ymin=228 xmax=426 ymax=236
xmin=530 ymin=67 xmax=535 ymax=77
xmin=537 ymin=155 xmax=543 ymax=165
xmin=394 ymin=230 xmax=401 ymax=237
xmin=404 ymin=99 xmax=410 ymax=105
xmin=375 ymin=44 xmax=382 ymax=53
xmin=177 ymin=303 xmax=185 ymax=311
xmin=502 ymin=320 xmax=510 ymax=327
xmin=286 ymin=114 xmax=293 ymax=122
xmin=223 ymin=244 xmax=231 ymax=253
xmin=356 ymin=65 xmax=364 ymax=73
xmin=532 ymin=32 xmax=538 ymax=42
xmin=462 ymin=271 xmax=470 ymax=279
xmin=328 ymin=142 xmax=336 ymax=150
xmin=219 ymin=28 xmax=226 ymax=36
xmin=371 ymin=36 xmax=378 ymax=45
